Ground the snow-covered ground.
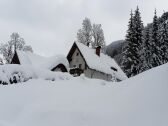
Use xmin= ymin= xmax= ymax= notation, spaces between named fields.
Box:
xmin=0 ymin=63 xmax=168 ymax=126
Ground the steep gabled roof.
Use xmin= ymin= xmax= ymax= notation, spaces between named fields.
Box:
xmin=14 ymin=50 xmax=69 ymax=71
xmin=67 ymin=42 xmax=87 ymax=65
xmin=67 ymin=42 xmax=127 ymax=80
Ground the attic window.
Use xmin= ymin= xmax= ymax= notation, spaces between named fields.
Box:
xmin=76 ymin=52 xmax=79 ymax=56
xmin=111 ymin=67 xmax=118 ymax=72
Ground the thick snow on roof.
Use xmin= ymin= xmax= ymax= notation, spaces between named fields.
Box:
xmin=16 ymin=51 xmax=69 ymax=70
xmin=75 ymin=42 xmax=127 ymax=80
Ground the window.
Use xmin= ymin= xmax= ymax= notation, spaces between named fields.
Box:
xmin=79 ymin=64 xmax=82 ymax=69
xmin=76 ymin=52 xmax=79 ymax=56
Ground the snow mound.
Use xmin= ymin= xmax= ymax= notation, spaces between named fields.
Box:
xmin=0 ymin=64 xmax=72 ymax=84
xmin=0 ymin=63 xmax=167 ymax=126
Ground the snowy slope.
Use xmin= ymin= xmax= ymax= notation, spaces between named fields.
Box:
xmin=0 ymin=63 xmax=168 ymax=126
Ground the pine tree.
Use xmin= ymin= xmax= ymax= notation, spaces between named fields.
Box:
xmin=126 ymin=7 xmax=144 ymax=76
xmin=122 ymin=7 xmax=144 ymax=77
xmin=140 ymin=24 xmax=152 ymax=71
xmin=121 ymin=10 xmax=134 ymax=77
xmin=149 ymin=10 xmax=162 ymax=67
xmin=132 ymin=6 xmax=144 ymax=75
xmin=158 ymin=19 xmax=168 ymax=63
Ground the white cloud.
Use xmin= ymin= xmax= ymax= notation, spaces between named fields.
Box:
xmin=0 ymin=0 xmax=168 ymax=56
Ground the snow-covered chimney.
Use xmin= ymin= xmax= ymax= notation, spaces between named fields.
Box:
xmin=96 ymin=46 xmax=101 ymax=56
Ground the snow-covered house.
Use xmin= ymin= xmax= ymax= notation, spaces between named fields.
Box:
xmin=11 ymin=51 xmax=69 ymax=72
xmin=67 ymin=42 xmax=127 ymax=81
xmin=10 ymin=43 xmax=127 ymax=81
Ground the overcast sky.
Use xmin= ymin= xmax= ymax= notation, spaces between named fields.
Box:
xmin=0 ymin=0 xmax=168 ymax=56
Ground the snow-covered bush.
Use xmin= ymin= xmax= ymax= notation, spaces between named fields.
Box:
xmin=0 ymin=65 xmax=35 ymax=85
xmin=9 ymin=71 xmax=33 ymax=84
xmin=0 ymin=64 xmax=72 ymax=85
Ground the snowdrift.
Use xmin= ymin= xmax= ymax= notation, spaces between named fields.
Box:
xmin=0 ymin=63 xmax=167 ymax=126
xmin=0 ymin=64 xmax=72 ymax=84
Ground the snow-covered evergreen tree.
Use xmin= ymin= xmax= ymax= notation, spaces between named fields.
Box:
xmin=158 ymin=19 xmax=168 ymax=64
xmin=121 ymin=10 xmax=134 ymax=77
xmin=121 ymin=9 xmax=168 ymax=76
xmin=122 ymin=7 xmax=144 ymax=77
xmin=149 ymin=10 xmax=162 ymax=67
xmin=132 ymin=6 xmax=144 ymax=75
xmin=140 ymin=24 xmax=152 ymax=72
xmin=91 ymin=24 xmax=105 ymax=48
xmin=77 ymin=18 xmax=92 ymax=46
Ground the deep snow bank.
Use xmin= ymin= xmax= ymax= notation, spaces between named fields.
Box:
xmin=0 ymin=64 xmax=72 ymax=84
xmin=0 ymin=63 xmax=168 ymax=126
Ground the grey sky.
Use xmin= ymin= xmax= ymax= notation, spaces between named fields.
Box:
xmin=0 ymin=0 xmax=168 ymax=56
